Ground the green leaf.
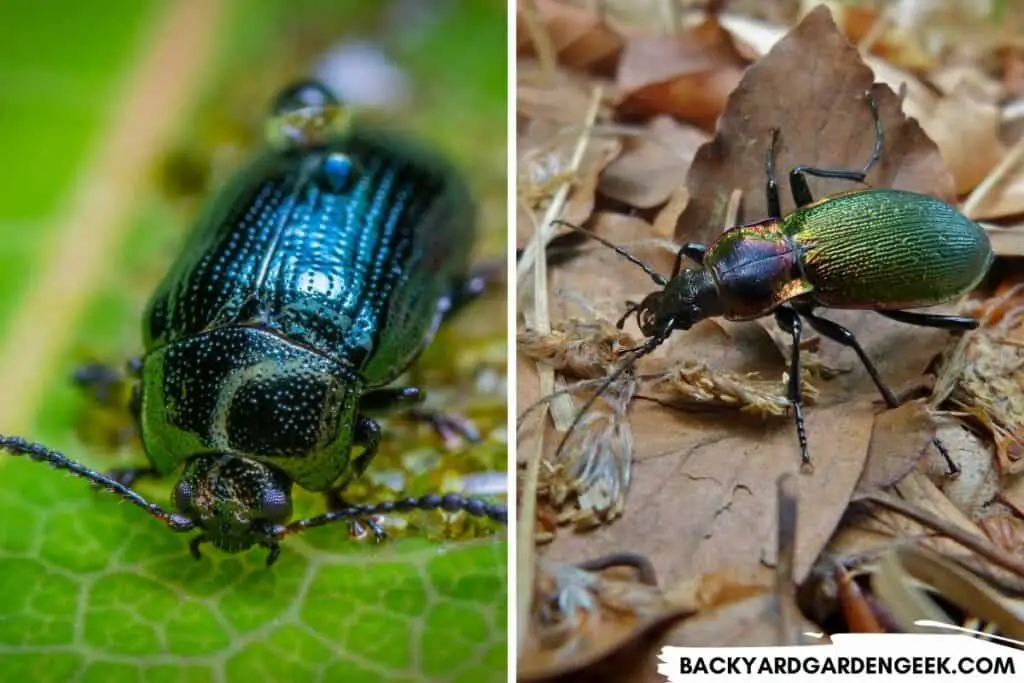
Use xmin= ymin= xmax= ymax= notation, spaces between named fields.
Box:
xmin=0 ymin=1 xmax=508 ymax=681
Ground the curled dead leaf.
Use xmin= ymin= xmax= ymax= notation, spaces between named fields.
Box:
xmin=519 ymin=554 xmax=692 ymax=681
xmin=617 ymin=16 xmax=749 ymax=130
xmin=599 ymin=117 xmax=709 ymax=209
xmin=518 ymin=0 xmax=625 ymax=75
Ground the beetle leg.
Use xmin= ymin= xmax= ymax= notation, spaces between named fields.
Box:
xmin=73 ymin=361 xmax=134 ymax=408
xmin=441 ymin=261 xmax=500 ymax=324
xmin=359 ymin=387 xmax=423 ymax=413
xmin=773 ymin=306 xmax=812 ymax=472
xmin=876 ymin=310 xmax=979 ymax=331
xmin=406 ymin=408 xmax=481 ymax=446
xmin=351 ymin=416 xmax=382 ymax=477
xmin=359 ymin=388 xmax=479 ymax=447
xmin=670 ymin=243 xmax=707 ymax=278
xmin=788 ymin=90 xmax=884 ymax=208
xmin=765 ymin=128 xmax=782 ymax=219
xmin=794 ymin=307 xmax=960 ymax=477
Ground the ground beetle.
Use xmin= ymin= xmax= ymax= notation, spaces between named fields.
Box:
xmin=556 ymin=91 xmax=993 ymax=473
xmin=0 ymin=80 xmax=506 ymax=565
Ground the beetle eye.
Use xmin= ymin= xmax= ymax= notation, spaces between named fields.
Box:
xmin=259 ymin=489 xmax=293 ymax=523
xmin=173 ymin=481 xmax=193 ymax=513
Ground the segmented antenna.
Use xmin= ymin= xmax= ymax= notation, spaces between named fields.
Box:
xmin=0 ymin=436 xmax=196 ymax=532
xmin=551 ymin=220 xmax=668 ymax=286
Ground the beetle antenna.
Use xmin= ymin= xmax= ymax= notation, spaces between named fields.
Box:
xmin=551 ymin=328 xmax=671 ymax=462
xmin=0 ymin=435 xmax=196 ymax=532
xmin=551 ymin=220 xmax=668 ymax=286
xmin=277 ymin=493 xmax=507 ymax=538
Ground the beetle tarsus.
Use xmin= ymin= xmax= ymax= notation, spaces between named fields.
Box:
xmin=775 ymin=307 xmax=811 ymax=468
xmin=189 ymin=535 xmax=206 ymax=561
xmin=407 ymin=408 xmax=481 ymax=447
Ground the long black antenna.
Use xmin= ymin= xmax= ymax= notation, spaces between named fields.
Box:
xmin=551 ymin=220 xmax=668 ymax=287
xmin=0 ymin=436 xmax=196 ymax=532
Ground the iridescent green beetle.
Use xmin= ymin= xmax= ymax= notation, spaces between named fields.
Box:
xmin=559 ymin=90 xmax=993 ymax=474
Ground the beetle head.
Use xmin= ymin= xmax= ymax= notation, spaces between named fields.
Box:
xmin=632 ymin=268 xmax=721 ymax=336
xmin=173 ymin=455 xmax=294 ymax=553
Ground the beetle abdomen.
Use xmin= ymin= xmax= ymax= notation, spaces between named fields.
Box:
xmin=789 ymin=189 xmax=993 ymax=309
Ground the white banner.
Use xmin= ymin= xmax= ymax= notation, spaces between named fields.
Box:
xmin=658 ymin=633 xmax=1024 ymax=682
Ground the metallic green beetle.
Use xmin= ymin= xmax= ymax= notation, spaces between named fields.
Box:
xmin=560 ymin=90 xmax=993 ymax=473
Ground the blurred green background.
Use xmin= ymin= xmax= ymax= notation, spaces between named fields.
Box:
xmin=0 ymin=1 xmax=508 ymax=681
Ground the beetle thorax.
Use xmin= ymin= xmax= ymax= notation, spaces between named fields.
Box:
xmin=140 ymin=326 xmax=364 ymax=490
xmin=646 ymin=268 xmax=722 ymax=333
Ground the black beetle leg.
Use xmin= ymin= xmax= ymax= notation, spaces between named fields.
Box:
xmin=774 ymin=306 xmax=811 ymax=472
xmin=876 ymin=309 xmax=979 ymax=331
xmin=359 ymin=387 xmax=423 ymax=413
xmin=765 ymin=127 xmax=783 ymax=219
xmin=441 ymin=261 xmax=499 ymax=324
xmin=264 ymin=542 xmax=282 ymax=568
xmin=794 ymin=306 xmax=960 ymax=477
xmin=189 ymin=535 xmax=206 ymax=560
xmin=359 ymin=388 xmax=480 ymax=446
xmin=670 ymin=243 xmax=707 ymax=279
xmin=788 ymin=90 xmax=884 ymax=208
xmin=351 ymin=417 xmax=382 ymax=478
xmin=406 ymin=408 xmax=481 ymax=446
xmin=72 ymin=361 xmax=132 ymax=408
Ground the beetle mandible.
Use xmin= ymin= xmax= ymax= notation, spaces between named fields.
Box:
xmin=555 ymin=90 xmax=993 ymax=473
xmin=0 ymin=80 xmax=506 ymax=565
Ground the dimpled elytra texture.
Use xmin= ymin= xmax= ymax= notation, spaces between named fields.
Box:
xmin=0 ymin=458 xmax=506 ymax=682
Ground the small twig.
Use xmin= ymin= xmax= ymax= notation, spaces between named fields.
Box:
xmin=516 ymin=88 xmax=604 ymax=654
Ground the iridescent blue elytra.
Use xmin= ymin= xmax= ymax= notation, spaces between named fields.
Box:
xmin=0 ymin=80 xmax=505 ymax=565
xmin=137 ymin=88 xmax=475 ymax=546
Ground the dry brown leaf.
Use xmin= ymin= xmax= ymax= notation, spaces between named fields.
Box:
xmin=517 ymin=117 xmax=623 ymax=247
xmin=518 ymin=0 xmax=626 ymax=75
xmin=979 ymin=515 xmax=1024 ymax=557
xmin=659 ymin=592 xmax=825 ymax=648
xmin=542 ymin=398 xmax=874 ymax=588
xmin=616 ymin=16 xmax=749 ymax=130
xmin=652 ymin=184 xmax=689 ymax=238
xmin=519 ymin=555 xmax=691 ymax=681
xmin=663 ymin=566 xmax=772 ymax=613
xmin=518 ymin=59 xmax=615 ymax=128
xmin=916 ymin=93 xmax=1006 ymax=196
xmin=857 ymin=401 xmax=936 ymax=491
xmin=598 ymin=117 xmax=708 ymax=209
xmin=679 ymin=6 xmax=956 ymax=247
